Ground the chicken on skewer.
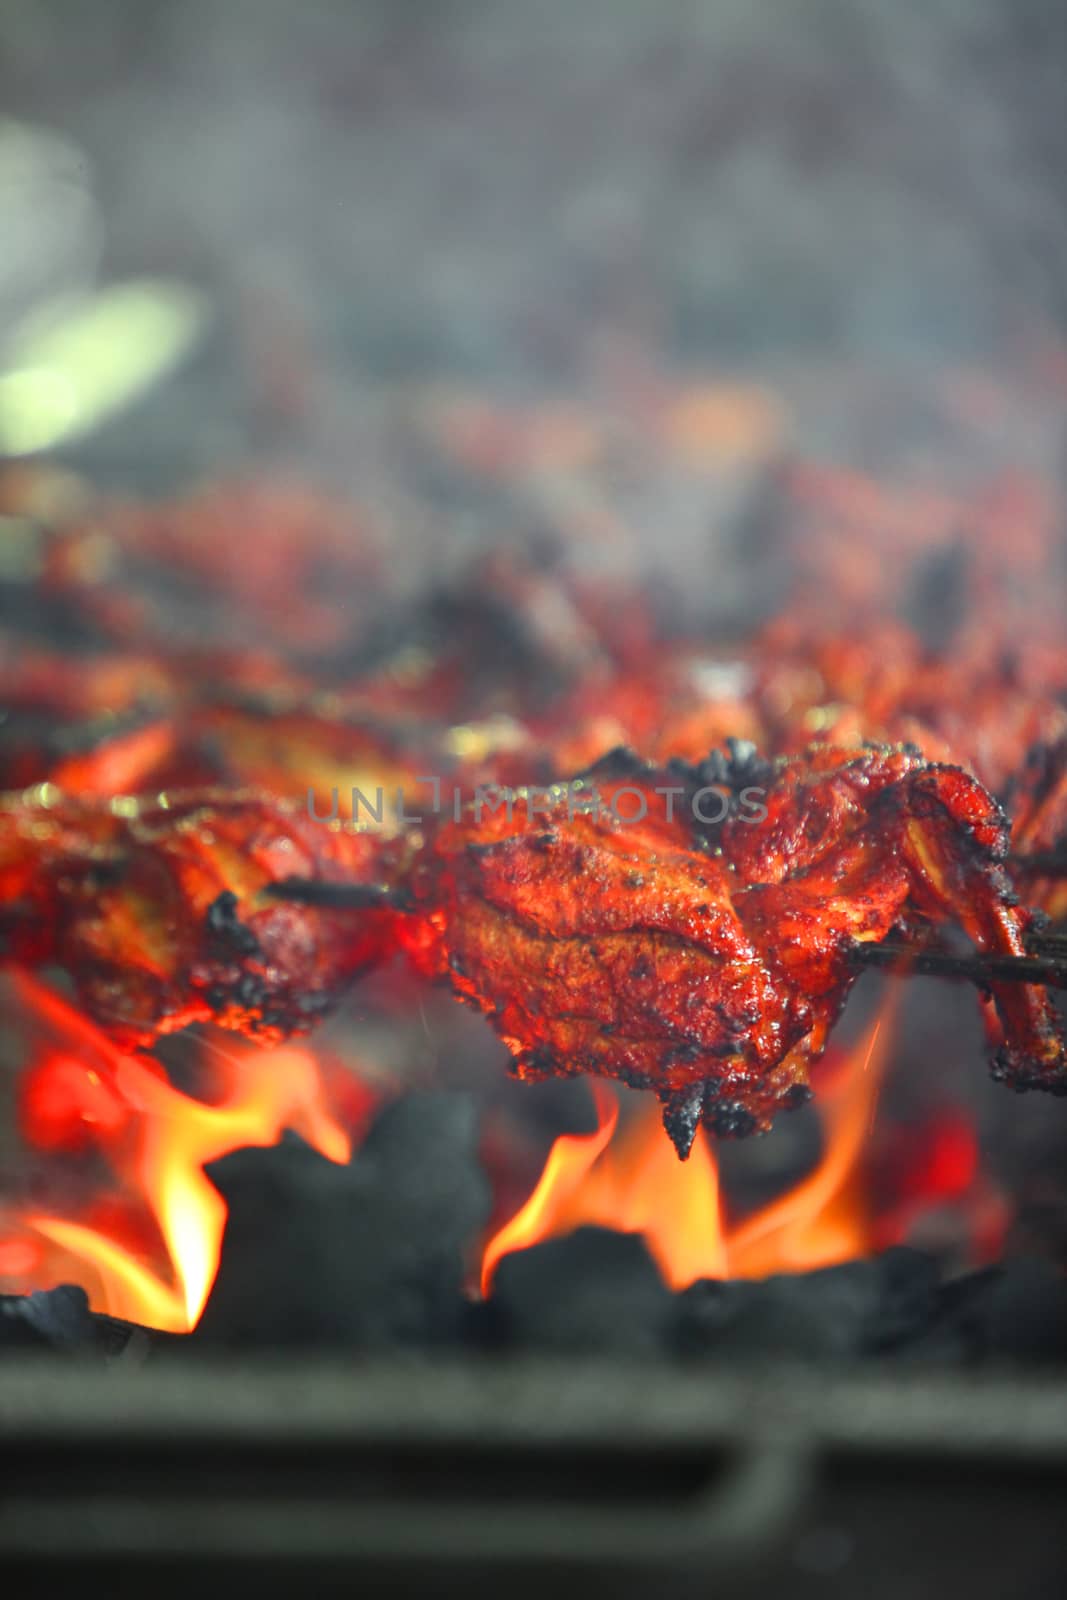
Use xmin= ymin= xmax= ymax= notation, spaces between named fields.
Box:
xmin=0 ymin=788 xmax=397 ymax=1045
xmin=2 ymin=742 xmax=1063 ymax=1156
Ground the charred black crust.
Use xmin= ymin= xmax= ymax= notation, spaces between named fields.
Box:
xmin=200 ymin=975 xmax=336 ymax=1035
xmin=204 ymin=890 xmax=263 ymax=958
xmin=669 ymin=736 xmax=775 ymax=799
xmin=703 ymin=1100 xmax=759 ymax=1138
xmin=511 ymin=1045 xmax=573 ymax=1081
xmin=662 ymin=1039 xmax=705 ymax=1067
xmin=667 ymin=738 xmax=776 ymax=848
xmin=202 ymin=969 xmax=267 ymax=1015
xmin=582 ymin=745 xmax=653 ymax=783
xmin=991 ymin=1044 xmax=1067 ymax=1096
xmin=657 ymin=1082 xmax=706 ymax=1159
xmin=612 ymin=1063 xmax=655 ymax=1092
xmin=701 ymin=737 xmax=776 ymax=793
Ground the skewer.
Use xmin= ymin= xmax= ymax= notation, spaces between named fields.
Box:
xmin=269 ymin=876 xmax=1067 ymax=991
xmin=852 ymin=940 xmax=1067 ymax=989
xmin=268 ymin=877 xmax=400 ymax=909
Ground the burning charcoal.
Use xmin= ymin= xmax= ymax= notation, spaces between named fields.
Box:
xmin=676 ymin=1250 xmax=946 ymax=1363
xmin=194 ymin=1092 xmax=489 ymax=1352
xmin=190 ymin=1134 xmax=363 ymax=1350
xmin=672 ymin=1279 xmax=741 ymax=1357
xmin=486 ymin=1227 xmax=673 ymax=1355
xmin=865 ymin=1247 xmax=942 ymax=1352
xmin=901 ymin=1258 xmax=1067 ymax=1367
xmin=675 ymin=1261 xmax=885 ymax=1362
xmin=0 ymin=1284 xmax=93 ymax=1352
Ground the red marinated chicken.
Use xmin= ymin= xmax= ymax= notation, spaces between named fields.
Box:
xmin=0 ymin=789 xmax=396 ymax=1045
xmin=388 ymin=743 xmax=1065 ymax=1153
xmin=3 ymin=742 xmax=1062 ymax=1155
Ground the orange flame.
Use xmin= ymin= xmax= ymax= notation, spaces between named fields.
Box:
xmin=482 ymin=1004 xmax=893 ymax=1294
xmin=2 ymin=979 xmax=991 ymax=1331
xmin=5 ymin=975 xmax=351 ymax=1332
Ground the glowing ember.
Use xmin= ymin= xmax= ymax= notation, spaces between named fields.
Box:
xmin=2 ymin=975 xmax=351 ymax=1333
xmin=872 ymin=1107 xmax=1010 ymax=1265
xmin=483 ymin=1004 xmax=892 ymax=1293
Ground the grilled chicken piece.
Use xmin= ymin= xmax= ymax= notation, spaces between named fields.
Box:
xmin=0 ymin=789 xmax=397 ymax=1045
xmin=388 ymin=744 xmax=1065 ymax=1153
xmin=2 ymin=745 xmax=1063 ymax=1152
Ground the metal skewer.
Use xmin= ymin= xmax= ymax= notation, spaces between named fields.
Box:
xmin=268 ymin=877 xmax=410 ymax=910
xmin=852 ymin=941 xmax=1067 ymax=989
xmin=269 ymin=877 xmax=1067 ymax=990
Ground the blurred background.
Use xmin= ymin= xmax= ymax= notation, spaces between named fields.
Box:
xmin=1 ymin=0 xmax=1065 ymax=493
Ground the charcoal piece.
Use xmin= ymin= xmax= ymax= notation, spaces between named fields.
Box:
xmin=672 ymin=1278 xmax=740 ymax=1357
xmin=901 ymin=1258 xmax=1067 ymax=1367
xmin=487 ymin=1227 xmax=673 ymax=1355
xmin=977 ymin=1258 xmax=1067 ymax=1363
xmin=882 ymin=1277 xmax=979 ymax=1367
xmin=675 ymin=1260 xmax=884 ymax=1362
xmin=675 ymin=1250 xmax=946 ymax=1363
xmin=193 ymin=1092 xmax=489 ymax=1351
xmin=0 ymin=1284 xmax=93 ymax=1352
xmin=865 ymin=1247 xmax=942 ymax=1351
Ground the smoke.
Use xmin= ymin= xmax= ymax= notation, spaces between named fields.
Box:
xmin=2 ymin=0 xmax=1064 ymax=364
xmin=0 ymin=0 xmax=1064 ymax=594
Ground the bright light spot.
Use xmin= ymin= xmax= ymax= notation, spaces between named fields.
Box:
xmin=0 ymin=279 xmax=207 ymax=455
